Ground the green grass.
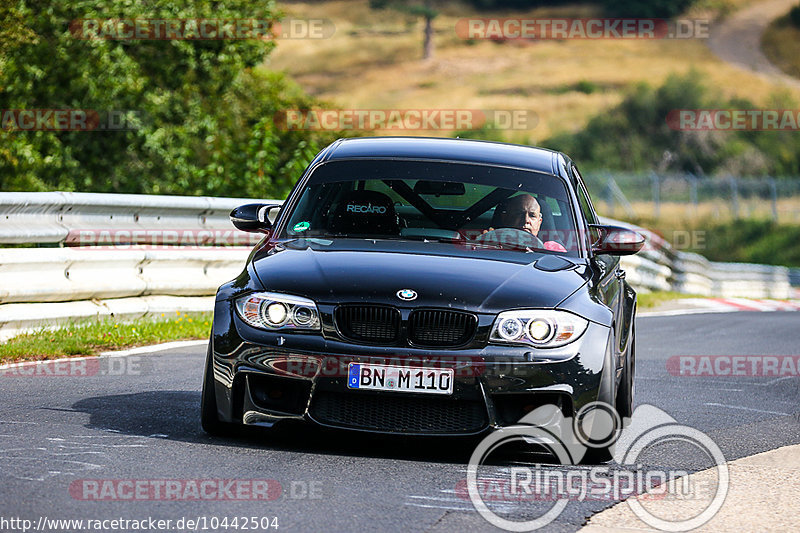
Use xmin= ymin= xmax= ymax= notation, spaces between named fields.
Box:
xmin=0 ymin=312 xmax=212 ymax=364
xmin=637 ymin=291 xmax=701 ymax=309
xmin=629 ymin=216 xmax=800 ymax=268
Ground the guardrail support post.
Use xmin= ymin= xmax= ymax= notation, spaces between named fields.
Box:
xmin=729 ymin=176 xmax=739 ymax=219
xmin=769 ymin=177 xmax=778 ymax=221
xmin=689 ymin=173 xmax=698 ymax=217
xmin=650 ymin=172 xmax=660 ymax=219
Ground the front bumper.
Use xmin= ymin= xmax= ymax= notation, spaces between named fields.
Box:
xmin=209 ymin=297 xmax=614 ymax=438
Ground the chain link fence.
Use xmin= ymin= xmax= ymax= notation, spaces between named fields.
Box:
xmin=584 ymin=173 xmax=800 ymax=223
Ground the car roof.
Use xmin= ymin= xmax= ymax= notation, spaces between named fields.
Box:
xmin=319 ymin=137 xmax=563 ymax=175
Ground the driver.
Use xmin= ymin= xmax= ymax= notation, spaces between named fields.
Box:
xmin=492 ymin=194 xmax=543 ymax=236
xmin=485 ymin=194 xmax=567 ymax=252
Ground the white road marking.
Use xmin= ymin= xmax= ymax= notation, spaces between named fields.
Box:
xmin=99 ymin=339 xmax=207 ymax=357
xmin=756 ymin=375 xmax=798 ymax=386
xmin=704 ymin=402 xmax=790 ymax=416
xmin=405 ymin=502 xmax=473 ymax=511
xmin=407 ymin=495 xmax=466 ymax=503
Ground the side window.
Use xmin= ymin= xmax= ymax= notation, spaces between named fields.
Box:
xmin=572 ymin=166 xmax=598 ymax=225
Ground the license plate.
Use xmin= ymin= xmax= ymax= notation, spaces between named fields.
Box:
xmin=347 ymin=363 xmax=454 ymax=395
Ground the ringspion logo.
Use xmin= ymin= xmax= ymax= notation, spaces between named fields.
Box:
xmin=467 ymin=404 xmax=728 ymax=531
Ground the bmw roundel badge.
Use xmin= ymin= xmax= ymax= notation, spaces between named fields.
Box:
xmin=396 ymin=289 xmax=418 ymax=301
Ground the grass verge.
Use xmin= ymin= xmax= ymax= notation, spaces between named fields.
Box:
xmin=637 ymin=291 xmax=701 ymax=309
xmin=0 ymin=312 xmax=212 ymax=364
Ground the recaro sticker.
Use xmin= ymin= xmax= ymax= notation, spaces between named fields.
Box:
xmin=346 ymin=203 xmax=387 ymax=214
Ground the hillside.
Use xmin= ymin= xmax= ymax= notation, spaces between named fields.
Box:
xmin=268 ymin=0 xmax=800 ymax=142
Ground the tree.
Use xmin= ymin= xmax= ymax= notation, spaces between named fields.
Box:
xmin=370 ymin=0 xmax=439 ymax=60
xmin=791 ymin=3 xmax=800 ymax=28
xmin=0 ymin=0 xmax=335 ymax=197
xmin=545 ymin=71 xmax=800 ymax=176
xmin=601 ymin=0 xmax=696 ymax=18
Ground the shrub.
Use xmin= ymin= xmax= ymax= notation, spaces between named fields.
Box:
xmin=790 ymin=4 xmax=800 ymax=28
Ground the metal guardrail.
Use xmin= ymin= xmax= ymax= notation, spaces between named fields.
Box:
xmin=604 ymin=217 xmax=793 ymax=299
xmin=790 ymin=268 xmax=800 ymax=288
xmin=0 ymin=191 xmax=273 ymax=338
xmin=0 ymin=193 xmax=794 ymax=339
xmin=0 ymin=191 xmax=280 ymax=245
xmin=0 ymin=247 xmax=250 ymax=304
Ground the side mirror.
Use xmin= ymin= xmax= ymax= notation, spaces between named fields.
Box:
xmin=589 ymin=224 xmax=645 ymax=256
xmin=230 ymin=204 xmax=281 ymax=233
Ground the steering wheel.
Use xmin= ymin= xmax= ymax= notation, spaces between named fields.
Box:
xmin=472 ymin=227 xmax=543 ymax=250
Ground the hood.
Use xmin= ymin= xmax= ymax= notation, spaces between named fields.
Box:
xmin=250 ymin=239 xmax=587 ymax=314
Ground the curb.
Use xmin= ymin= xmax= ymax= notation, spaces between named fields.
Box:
xmin=581 ymin=444 xmax=800 ymax=532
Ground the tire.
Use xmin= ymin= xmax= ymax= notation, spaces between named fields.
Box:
xmin=615 ymin=324 xmax=635 ymax=421
xmin=580 ymin=445 xmax=613 ymax=464
xmin=579 ymin=334 xmax=620 ymax=464
xmin=201 ymin=341 xmax=229 ymax=436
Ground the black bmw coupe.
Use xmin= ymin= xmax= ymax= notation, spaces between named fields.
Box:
xmin=202 ymin=137 xmax=643 ymax=457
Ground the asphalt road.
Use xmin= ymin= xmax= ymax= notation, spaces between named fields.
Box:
xmin=1 ymin=312 xmax=799 ymax=532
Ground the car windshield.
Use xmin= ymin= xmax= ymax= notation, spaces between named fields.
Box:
xmin=280 ymin=159 xmax=581 ymax=256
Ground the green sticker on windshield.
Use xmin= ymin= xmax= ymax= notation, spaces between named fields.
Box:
xmin=293 ymin=221 xmax=311 ymax=232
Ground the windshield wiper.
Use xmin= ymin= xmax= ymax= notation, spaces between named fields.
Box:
xmin=466 ymin=241 xmax=536 ymax=252
xmin=397 ymin=234 xmax=462 ymax=244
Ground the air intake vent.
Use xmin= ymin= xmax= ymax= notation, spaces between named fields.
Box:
xmin=335 ymin=305 xmax=401 ymax=344
xmin=309 ymin=390 xmax=488 ymax=434
xmin=408 ymin=310 xmax=477 ymax=347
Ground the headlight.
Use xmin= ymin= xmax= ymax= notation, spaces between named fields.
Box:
xmin=490 ymin=310 xmax=588 ymax=348
xmin=235 ymin=292 xmax=320 ymax=331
